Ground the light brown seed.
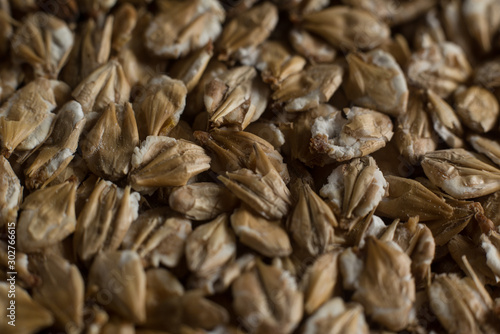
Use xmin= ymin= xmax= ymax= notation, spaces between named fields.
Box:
xmin=454 ymin=85 xmax=499 ymax=133
xmin=185 ymin=213 xmax=236 ymax=279
xmin=17 ymin=181 xmax=77 ymax=253
xmin=11 ymin=12 xmax=74 ymax=78
xmin=0 ymin=78 xmax=68 ymax=157
xmin=422 ymin=149 xmax=500 ymax=199
xmin=301 ymin=6 xmax=390 ymax=51
xmin=376 ymin=175 xmax=453 ymax=221
xmin=345 ymin=49 xmax=408 ymax=116
xmin=394 ymin=90 xmax=437 ymax=165
xmin=31 ymin=255 xmax=84 ymax=333
xmin=310 ymin=107 xmax=394 ymax=161
xmin=133 ymin=75 xmax=187 ymax=139
xmin=230 ymin=205 xmax=292 ymax=257
xmin=122 ymin=208 xmax=192 ymax=268
xmin=425 ymin=89 xmax=464 ymax=148
xmin=74 ymin=180 xmax=140 ymax=262
xmin=204 ymin=65 xmax=269 ymax=130
xmin=232 ymin=260 xmax=303 ymax=334
xmin=129 ymin=136 xmax=211 ymax=193
xmin=87 ymin=250 xmax=146 ymax=323
xmin=145 ymin=0 xmax=225 ymax=58
xmin=301 ymin=251 xmax=341 ymax=314
xmin=72 ymin=59 xmax=130 ymax=117
xmin=218 ymin=144 xmax=291 ymax=220
xmin=407 ymin=40 xmax=472 ymax=98
xmin=217 ymin=2 xmax=278 ymax=63
xmin=169 ymin=182 xmax=238 ymax=221
xmin=289 ymin=28 xmax=337 ymax=64
xmin=271 ymin=64 xmax=343 ymax=112
xmin=302 ymin=298 xmax=369 ymax=334
xmin=81 ymin=102 xmax=138 ymax=181
xmin=288 ymin=179 xmax=337 ymax=256
xmin=25 ymin=101 xmax=86 ymax=189
xmin=320 ymin=156 xmax=388 ymax=229
xmin=340 ymin=238 xmax=415 ymax=331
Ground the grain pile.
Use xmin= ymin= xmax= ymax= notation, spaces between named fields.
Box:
xmin=1 ymin=0 xmax=500 ymax=333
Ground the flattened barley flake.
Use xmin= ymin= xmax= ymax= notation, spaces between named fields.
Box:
xmin=218 ymin=144 xmax=291 ymax=220
xmin=422 ymin=149 xmax=500 ymax=199
xmin=17 ymin=181 xmax=77 ymax=253
xmin=407 ymin=40 xmax=472 ymax=98
xmin=61 ymin=17 xmax=113 ymax=88
xmin=376 ymin=175 xmax=453 ymax=221
xmin=81 ymin=102 xmax=138 ymax=181
xmin=11 ymin=12 xmax=74 ymax=78
xmin=381 ymin=217 xmax=435 ymax=288
xmin=0 ymin=156 xmax=22 ymax=227
xmin=185 ymin=214 xmax=236 ymax=278
xmin=170 ymin=42 xmax=213 ymax=93
xmin=129 ymin=136 xmax=211 ymax=193
xmin=204 ymin=65 xmax=269 ymax=130
xmin=87 ymin=250 xmax=146 ymax=323
xmin=282 ymin=104 xmax=335 ymax=167
xmin=425 ymin=89 xmax=464 ymax=148
xmin=289 ymin=28 xmax=337 ymax=64
xmin=340 ymin=238 xmax=415 ymax=331
xmin=72 ymin=59 xmax=131 ymax=117
xmin=301 ymin=6 xmax=390 ymax=51
xmin=0 ymin=78 xmax=62 ymax=157
xmin=245 ymin=121 xmax=285 ymax=150
xmin=32 ymin=255 xmax=84 ymax=333
xmin=302 ymin=298 xmax=369 ymax=334
xmin=256 ymin=41 xmax=306 ymax=88
xmin=454 ymin=85 xmax=499 ymax=133
xmin=395 ymin=90 xmax=437 ymax=165
xmin=301 ymin=251 xmax=341 ymax=315
xmin=217 ymin=2 xmax=278 ymax=63
xmin=271 ymin=64 xmax=343 ymax=112
xmin=194 ymin=128 xmax=289 ymax=182
xmin=25 ymin=101 xmax=85 ymax=189
xmin=345 ymin=49 xmax=408 ymax=116
xmin=134 ymin=75 xmax=187 ymax=139
xmin=232 ymin=260 xmax=303 ymax=334
xmin=310 ymin=107 xmax=394 ymax=162
xmin=230 ymin=206 xmax=292 ymax=257
xmin=429 ymin=269 xmax=500 ymax=334
xmin=288 ymin=179 xmax=337 ymax=256
xmin=320 ymin=156 xmax=388 ymax=229
xmin=121 ymin=208 xmax=192 ymax=268
xmin=169 ymin=182 xmax=238 ymax=221
xmin=74 ymin=180 xmax=140 ymax=262
xmin=145 ymin=0 xmax=225 ymax=58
